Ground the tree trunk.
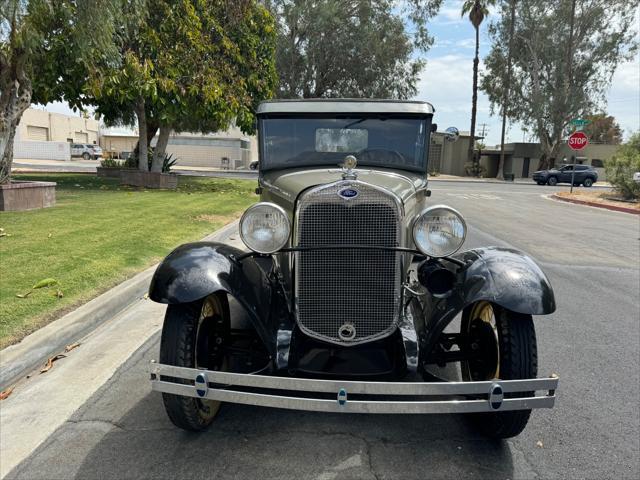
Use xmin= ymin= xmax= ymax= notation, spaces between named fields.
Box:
xmin=0 ymin=121 xmax=19 ymax=184
xmin=134 ymin=98 xmax=148 ymax=172
xmin=151 ymin=126 xmax=171 ymax=172
xmin=467 ymin=24 xmax=480 ymax=172
xmin=1 ymin=51 xmax=33 ymax=184
xmin=497 ymin=0 xmax=517 ymax=180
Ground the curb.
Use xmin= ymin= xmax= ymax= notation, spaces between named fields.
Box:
xmin=551 ymin=194 xmax=639 ymax=214
xmin=0 ymin=220 xmax=240 ymax=391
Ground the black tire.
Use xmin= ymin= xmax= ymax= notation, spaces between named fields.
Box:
xmin=160 ymin=293 xmax=230 ymax=431
xmin=82 ymin=152 xmax=91 ymax=160
xmin=583 ymin=177 xmax=594 ymax=187
xmin=547 ymin=176 xmax=558 ymax=186
xmin=461 ymin=302 xmax=538 ymax=439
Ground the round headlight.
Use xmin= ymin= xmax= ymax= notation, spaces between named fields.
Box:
xmin=240 ymin=202 xmax=290 ymax=254
xmin=412 ymin=205 xmax=467 ymax=258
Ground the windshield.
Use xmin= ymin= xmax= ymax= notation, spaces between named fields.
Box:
xmin=259 ymin=116 xmax=431 ymax=172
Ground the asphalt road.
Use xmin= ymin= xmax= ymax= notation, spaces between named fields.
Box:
xmin=6 ymin=182 xmax=639 ymax=480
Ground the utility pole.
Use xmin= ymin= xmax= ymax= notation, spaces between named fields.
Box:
xmin=478 ymin=123 xmax=489 ymax=139
xmin=568 ymin=0 xmax=577 ymax=194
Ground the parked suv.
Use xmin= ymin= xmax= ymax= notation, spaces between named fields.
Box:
xmin=71 ymin=143 xmax=102 ymax=160
xmin=532 ymin=164 xmax=598 ymax=187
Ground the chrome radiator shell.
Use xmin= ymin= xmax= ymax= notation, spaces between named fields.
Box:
xmin=294 ymin=181 xmax=403 ymax=345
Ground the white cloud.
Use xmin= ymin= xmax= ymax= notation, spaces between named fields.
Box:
xmin=415 ymin=46 xmax=640 ymax=145
xmin=433 ymin=1 xmax=465 ymax=25
xmin=605 ymin=57 xmax=640 ymax=137
xmin=455 ymin=38 xmax=476 ymax=49
xmin=415 ymin=54 xmax=504 ymax=143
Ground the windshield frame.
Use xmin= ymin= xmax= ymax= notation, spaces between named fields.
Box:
xmin=257 ymin=113 xmax=433 ymax=174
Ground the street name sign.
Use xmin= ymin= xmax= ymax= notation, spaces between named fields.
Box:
xmin=571 ymin=118 xmax=590 ymax=127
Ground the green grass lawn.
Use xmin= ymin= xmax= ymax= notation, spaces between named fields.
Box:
xmin=0 ymin=173 xmax=257 ymax=348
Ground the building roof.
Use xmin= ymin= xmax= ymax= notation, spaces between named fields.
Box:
xmin=257 ymin=99 xmax=435 ymax=115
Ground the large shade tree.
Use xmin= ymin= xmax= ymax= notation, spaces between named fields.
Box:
xmin=267 ymin=0 xmax=441 ymax=99
xmin=0 ymin=0 xmax=125 ymax=183
xmin=583 ymin=113 xmax=623 ymax=145
xmin=482 ymin=0 xmax=637 ymax=169
xmin=461 ymin=0 xmax=495 ymax=169
xmin=91 ymin=0 xmax=277 ymax=172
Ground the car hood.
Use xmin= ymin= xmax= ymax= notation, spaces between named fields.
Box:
xmin=261 ymin=167 xmax=427 ymax=204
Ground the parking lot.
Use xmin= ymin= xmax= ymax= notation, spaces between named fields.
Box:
xmin=4 ymin=181 xmax=639 ymax=480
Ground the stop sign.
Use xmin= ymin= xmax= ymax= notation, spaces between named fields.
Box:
xmin=568 ymin=131 xmax=589 ymax=150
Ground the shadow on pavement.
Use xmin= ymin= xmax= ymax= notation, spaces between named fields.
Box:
xmin=8 ymin=333 xmax=517 ymax=480
xmin=81 ymin=395 xmax=515 ymax=480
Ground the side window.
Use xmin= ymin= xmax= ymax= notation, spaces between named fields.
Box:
xmin=591 ymin=159 xmax=604 ymax=168
xmin=576 ymin=165 xmax=588 ymax=171
xmin=563 ymin=165 xmax=573 ymax=171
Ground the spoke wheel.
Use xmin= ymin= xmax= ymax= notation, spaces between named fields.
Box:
xmin=461 ymin=302 xmax=538 ymax=438
xmin=160 ymin=293 xmax=230 ymax=431
xmin=461 ymin=302 xmax=500 ymax=381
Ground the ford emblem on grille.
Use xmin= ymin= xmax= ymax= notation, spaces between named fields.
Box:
xmin=338 ymin=188 xmax=359 ymax=199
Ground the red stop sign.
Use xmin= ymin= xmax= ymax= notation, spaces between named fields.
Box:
xmin=568 ymin=131 xmax=588 ymax=150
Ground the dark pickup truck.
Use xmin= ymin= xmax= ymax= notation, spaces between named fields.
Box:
xmin=532 ymin=164 xmax=598 ymax=187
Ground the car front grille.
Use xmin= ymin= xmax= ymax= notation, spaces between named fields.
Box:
xmin=295 ymin=181 xmax=402 ymax=345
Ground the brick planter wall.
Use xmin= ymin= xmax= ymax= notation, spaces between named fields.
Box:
xmin=97 ymin=167 xmax=128 ymax=179
xmin=0 ymin=181 xmax=57 ymax=211
xmin=120 ymin=171 xmax=178 ymax=189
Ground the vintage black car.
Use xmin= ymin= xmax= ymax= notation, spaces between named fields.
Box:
xmin=148 ymin=99 xmax=559 ymax=439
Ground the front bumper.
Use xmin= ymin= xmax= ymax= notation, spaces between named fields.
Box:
xmin=150 ymin=361 xmax=558 ymax=414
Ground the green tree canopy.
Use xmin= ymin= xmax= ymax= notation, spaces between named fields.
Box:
xmin=583 ymin=113 xmax=623 ymax=145
xmin=268 ymin=0 xmax=434 ymax=99
xmin=605 ymin=132 xmax=640 ymax=200
xmin=481 ymin=0 xmax=637 ymax=169
xmin=1 ymin=0 xmax=126 ymax=183
xmin=88 ymin=0 xmax=277 ymax=171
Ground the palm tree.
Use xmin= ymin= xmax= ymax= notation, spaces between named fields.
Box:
xmin=461 ymin=0 xmax=495 ymax=173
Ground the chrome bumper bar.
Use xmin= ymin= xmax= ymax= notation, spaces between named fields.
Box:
xmin=149 ymin=361 xmax=558 ymax=414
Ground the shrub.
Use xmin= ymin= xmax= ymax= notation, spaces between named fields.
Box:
xmin=100 ymin=158 xmax=123 ymax=168
xmin=126 ymin=149 xmax=178 ymax=172
xmin=464 ymin=162 xmax=487 ymax=177
xmin=605 ymin=133 xmax=640 ymax=200
xmin=161 ymin=153 xmax=178 ymax=173
xmin=123 ymin=154 xmax=138 ymax=169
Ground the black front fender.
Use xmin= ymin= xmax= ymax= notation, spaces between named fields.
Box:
xmin=421 ymin=247 xmax=555 ymax=357
xmin=456 ymin=246 xmax=556 ymax=315
xmin=149 ymin=242 xmax=285 ymax=356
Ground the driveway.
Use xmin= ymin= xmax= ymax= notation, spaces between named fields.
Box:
xmin=3 ymin=181 xmax=639 ymax=479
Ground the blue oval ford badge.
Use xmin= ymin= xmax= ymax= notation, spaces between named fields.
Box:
xmin=338 ymin=188 xmax=359 ymax=199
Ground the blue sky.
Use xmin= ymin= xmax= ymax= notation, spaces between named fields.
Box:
xmin=41 ymin=0 xmax=639 ymax=145
xmin=415 ymin=0 xmax=640 ymax=145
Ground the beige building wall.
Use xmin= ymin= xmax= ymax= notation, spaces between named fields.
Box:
xmin=100 ymin=136 xmax=138 ymax=155
xmin=16 ymin=108 xmax=99 ymax=144
xmin=428 ymin=133 xmax=472 ymax=177
xmin=165 ymin=144 xmax=246 ymax=169
xmin=101 ymin=126 xmax=257 ymax=168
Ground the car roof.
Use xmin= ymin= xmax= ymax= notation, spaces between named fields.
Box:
xmin=257 ymin=99 xmax=435 ymax=115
